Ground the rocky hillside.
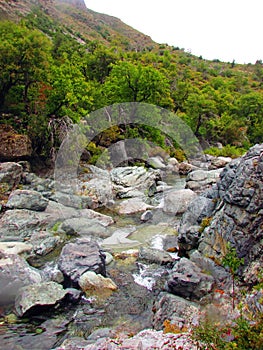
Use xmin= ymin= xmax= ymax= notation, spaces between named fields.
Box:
xmin=0 ymin=0 xmax=155 ymax=50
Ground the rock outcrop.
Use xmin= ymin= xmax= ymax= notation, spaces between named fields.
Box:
xmin=179 ymin=144 xmax=263 ymax=281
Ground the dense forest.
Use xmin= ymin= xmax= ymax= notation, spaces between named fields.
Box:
xmin=0 ymin=6 xmax=263 ymax=162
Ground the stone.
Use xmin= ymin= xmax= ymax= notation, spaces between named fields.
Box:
xmin=209 ymin=156 xmax=233 ymax=169
xmin=58 ymin=238 xmax=106 ymax=285
xmin=147 ymin=156 xmax=166 ymax=169
xmin=138 ymin=247 xmax=174 ymax=265
xmin=110 ymin=166 xmax=160 ymax=197
xmin=0 ymin=209 xmax=50 ymax=240
xmin=186 ymin=168 xmax=222 ymax=191
xmin=152 ymin=292 xmax=200 ymax=330
xmin=15 ymin=281 xmax=67 ymax=317
xmin=102 ymin=227 xmax=138 ymax=248
xmin=61 ymin=217 xmax=110 ymax=238
xmin=0 ymin=162 xmax=23 ymax=190
xmin=178 ymin=162 xmax=194 ymax=175
xmin=161 ymin=188 xmax=197 ymax=215
xmin=115 ymin=197 xmax=154 ymax=215
xmin=0 ymin=242 xmax=32 ymax=255
xmin=140 ymin=210 xmax=153 ymax=222
xmin=0 ymin=252 xmax=42 ymax=305
xmin=6 ymin=189 xmax=49 ymax=211
xmin=167 ymin=258 xmax=215 ymax=300
xmin=0 ymin=125 xmax=32 ymax=161
xmin=79 ymin=271 xmax=117 ymax=292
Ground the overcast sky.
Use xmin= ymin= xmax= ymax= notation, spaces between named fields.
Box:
xmin=84 ymin=0 xmax=262 ymax=64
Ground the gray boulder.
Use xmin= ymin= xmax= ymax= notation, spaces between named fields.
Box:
xmin=0 ymin=252 xmax=42 ymax=305
xmin=6 ymin=189 xmax=49 ymax=211
xmin=0 ymin=162 xmax=23 ymax=190
xmin=58 ymin=238 xmax=106 ymax=285
xmin=161 ymin=189 xmax=197 ymax=215
xmin=152 ymin=292 xmax=200 ymax=330
xmin=15 ymin=281 xmax=67 ymax=317
xmin=138 ymin=247 xmax=174 ymax=265
xmin=167 ymin=258 xmax=215 ymax=300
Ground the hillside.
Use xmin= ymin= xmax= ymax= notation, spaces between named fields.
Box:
xmin=0 ymin=0 xmax=155 ymax=50
xmin=0 ymin=0 xmax=262 ymax=163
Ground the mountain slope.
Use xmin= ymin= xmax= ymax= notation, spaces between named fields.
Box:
xmin=0 ymin=0 xmax=155 ymax=50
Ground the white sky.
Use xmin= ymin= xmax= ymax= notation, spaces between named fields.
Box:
xmin=84 ymin=0 xmax=262 ymax=64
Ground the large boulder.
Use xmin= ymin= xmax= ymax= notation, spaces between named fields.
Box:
xmin=0 ymin=125 xmax=32 ymax=161
xmin=6 ymin=189 xmax=49 ymax=211
xmin=15 ymin=281 xmax=67 ymax=317
xmin=166 ymin=258 xmax=215 ymax=300
xmin=0 ymin=162 xmax=23 ymax=190
xmin=152 ymin=292 xmax=200 ymax=330
xmin=58 ymin=238 xmax=106 ymax=285
xmin=0 ymin=252 xmax=42 ymax=305
xmin=161 ymin=188 xmax=197 ymax=215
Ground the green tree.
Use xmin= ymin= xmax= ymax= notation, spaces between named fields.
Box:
xmin=104 ymin=61 xmax=173 ymax=108
xmin=0 ymin=21 xmax=52 ymax=113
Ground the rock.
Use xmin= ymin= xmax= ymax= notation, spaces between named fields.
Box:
xmin=0 ymin=209 xmax=50 ymax=240
xmin=0 ymin=162 xmax=23 ymax=190
xmin=0 ymin=125 xmax=32 ymax=161
xmin=209 ymin=156 xmax=233 ymax=169
xmin=30 ymin=230 xmax=64 ymax=257
xmin=6 ymin=189 xmax=49 ymax=211
xmin=152 ymin=292 xmax=200 ymax=330
xmin=178 ymin=162 xmax=195 ymax=175
xmin=140 ymin=210 xmax=153 ymax=222
xmin=161 ymin=188 xmax=197 ymax=215
xmin=80 ymin=209 xmax=114 ymax=227
xmin=58 ymin=238 xmax=106 ymax=285
xmin=190 ymin=144 xmax=263 ymax=275
xmin=61 ymin=217 xmax=110 ymax=238
xmin=147 ymin=156 xmax=166 ymax=169
xmin=0 ymin=252 xmax=42 ymax=305
xmin=79 ymin=177 xmax=113 ymax=208
xmin=65 ymin=288 xmax=82 ymax=303
xmin=186 ymin=168 xmax=222 ymax=191
xmin=115 ymin=197 xmax=154 ymax=215
xmin=102 ymin=227 xmax=139 ymax=248
xmin=15 ymin=281 xmax=67 ymax=317
xmin=105 ymin=252 xmax=114 ymax=265
xmin=138 ymin=247 xmax=174 ymax=265
xmin=162 ymin=235 xmax=179 ymax=253
xmin=0 ymin=242 xmax=32 ymax=255
xmin=110 ymin=166 xmax=160 ymax=196
xmin=79 ymin=271 xmax=117 ymax=293
xmin=189 ymin=250 xmax=229 ymax=282
xmin=167 ymin=258 xmax=215 ymax=300
xmin=178 ymin=195 xmax=217 ymax=252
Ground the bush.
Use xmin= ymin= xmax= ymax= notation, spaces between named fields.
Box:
xmin=205 ymin=145 xmax=247 ymax=158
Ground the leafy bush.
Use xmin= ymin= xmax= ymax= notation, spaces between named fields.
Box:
xmin=205 ymin=145 xmax=247 ymax=158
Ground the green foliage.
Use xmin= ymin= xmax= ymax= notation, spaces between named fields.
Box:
xmin=0 ymin=9 xmax=263 ymax=161
xmin=192 ymin=313 xmax=263 ymax=350
xmin=222 ymin=243 xmax=244 ymax=276
xmin=205 ymin=145 xmax=247 ymax=158
xmin=222 ymin=243 xmax=244 ymax=309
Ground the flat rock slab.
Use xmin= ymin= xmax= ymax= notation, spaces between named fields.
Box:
xmin=115 ymin=197 xmax=154 ymax=215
